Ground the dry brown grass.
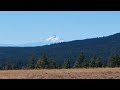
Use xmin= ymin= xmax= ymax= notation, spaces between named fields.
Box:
xmin=0 ymin=68 xmax=120 ymax=79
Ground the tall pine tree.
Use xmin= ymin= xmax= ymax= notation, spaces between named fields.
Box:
xmin=63 ymin=58 xmax=71 ymax=69
xmin=36 ymin=54 xmax=49 ymax=69
xmin=27 ymin=55 xmax=36 ymax=69
xmin=89 ymin=54 xmax=102 ymax=67
xmin=74 ymin=52 xmax=85 ymax=68
xmin=48 ymin=59 xmax=57 ymax=69
xmin=108 ymin=53 xmax=120 ymax=67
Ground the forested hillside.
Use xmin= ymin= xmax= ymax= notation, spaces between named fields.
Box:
xmin=0 ymin=33 xmax=120 ymax=68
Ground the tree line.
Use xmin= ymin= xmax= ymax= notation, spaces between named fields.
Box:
xmin=27 ymin=52 xmax=120 ymax=69
xmin=0 ymin=52 xmax=120 ymax=70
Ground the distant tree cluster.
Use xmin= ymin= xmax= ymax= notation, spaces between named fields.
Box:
xmin=27 ymin=54 xmax=60 ymax=69
xmin=74 ymin=52 xmax=102 ymax=68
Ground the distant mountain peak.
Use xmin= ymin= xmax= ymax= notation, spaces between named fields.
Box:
xmin=1 ymin=33 xmax=120 ymax=47
xmin=46 ymin=35 xmax=64 ymax=43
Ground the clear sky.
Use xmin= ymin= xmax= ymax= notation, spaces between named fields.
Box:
xmin=0 ymin=11 xmax=120 ymax=44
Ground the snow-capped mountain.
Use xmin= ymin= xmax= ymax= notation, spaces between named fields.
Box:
xmin=46 ymin=35 xmax=64 ymax=43
xmin=21 ymin=35 xmax=64 ymax=47
xmin=0 ymin=35 xmax=64 ymax=47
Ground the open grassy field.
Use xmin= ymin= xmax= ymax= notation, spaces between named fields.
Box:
xmin=0 ymin=68 xmax=120 ymax=79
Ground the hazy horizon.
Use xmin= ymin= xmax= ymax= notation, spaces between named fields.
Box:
xmin=0 ymin=11 xmax=120 ymax=45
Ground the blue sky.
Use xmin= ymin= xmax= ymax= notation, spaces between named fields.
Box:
xmin=0 ymin=11 xmax=120 ymax=44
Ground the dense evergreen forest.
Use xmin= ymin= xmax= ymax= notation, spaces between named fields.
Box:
xmin=0 ymin=52 xmax=120 ymax=70
xmin=0 ymin=32 xmax=120 ymax=69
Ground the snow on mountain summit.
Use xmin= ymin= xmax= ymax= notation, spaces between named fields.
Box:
xmin=46 ymin=35 xmax=64 ymax=43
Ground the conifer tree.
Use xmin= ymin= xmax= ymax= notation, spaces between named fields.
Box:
xmin=63 ymin=59 xmax=71 ymax=69
xmin=36 ymin=54 xmax=49 ymax=69
xmin=27 ymin=55 xmax=36 ymax=69
xmin=108 ymin=53 xmax=120 ymax=67
xmin=74 ymin=52 xmax=85 ymax=68
xmin=89 ymin=54 xmax=102 ymax=67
